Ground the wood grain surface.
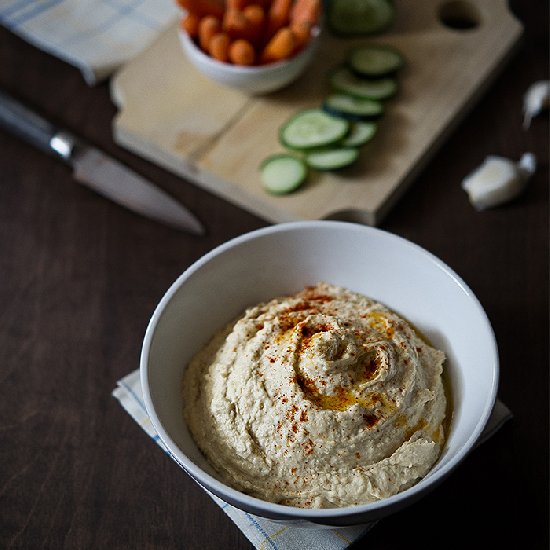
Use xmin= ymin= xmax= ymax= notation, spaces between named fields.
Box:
xmin=0 ymin=1 xmax=548 ymax=549
xmin=112 ymin=0 xmax=522 ymax=225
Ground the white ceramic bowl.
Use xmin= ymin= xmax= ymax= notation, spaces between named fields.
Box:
xmin=178 ymin=25 xmax=321 ymax=94
xmin=140 ymin=221 xmax=498 ymax=526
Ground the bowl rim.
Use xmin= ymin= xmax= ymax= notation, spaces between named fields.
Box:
xmin=140 ymin=220 xmax=499 ymax=518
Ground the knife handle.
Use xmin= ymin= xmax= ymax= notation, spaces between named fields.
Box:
xmin=0 ymin=91 xmax=74 ymax=162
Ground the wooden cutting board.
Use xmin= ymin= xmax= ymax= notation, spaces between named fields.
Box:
xmin=111 ymin=0 xmax=522 ymax=225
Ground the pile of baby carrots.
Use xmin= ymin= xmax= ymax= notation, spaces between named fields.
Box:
xmin=177 ymin=0 xmax=321 ymax=66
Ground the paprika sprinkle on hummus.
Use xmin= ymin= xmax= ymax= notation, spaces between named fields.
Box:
xmin=182 ymin=282 xmax=447 ymax=508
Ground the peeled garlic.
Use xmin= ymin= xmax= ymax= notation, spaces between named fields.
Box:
xmin=523 ymin=80 xmax=549 ymax=129
xmin=462 ymin=153 xmax=536 ymax=210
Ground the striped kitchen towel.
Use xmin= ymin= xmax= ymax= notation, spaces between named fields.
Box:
xmin=113 ymin=369 xmax=512 ymax=550
xmin=0 ymin=0 xmax=179 ymax=84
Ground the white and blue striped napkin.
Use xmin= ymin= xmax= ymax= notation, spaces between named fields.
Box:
xmin=0 ymin=0 xmax=179 ymax=84
xmin=113 ymin=369 xmax=512 ymax=550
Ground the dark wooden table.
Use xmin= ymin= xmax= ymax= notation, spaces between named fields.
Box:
xmin=1 ymin=2 xmax=548 ymax=548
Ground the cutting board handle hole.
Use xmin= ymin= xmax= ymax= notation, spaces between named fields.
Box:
xmin=438 ymin=1 xmax=480 ymax=31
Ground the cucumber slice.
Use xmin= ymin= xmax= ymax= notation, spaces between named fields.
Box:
xmin=323 ymin=93 xmax=384 ymax=121
xmin=260 ymin=154 xmax=307 ymax=194
xmin=305 ymin=147 xmax=359 ymax=170
xmin=330 ymin=66 xmax=397 ymax=100
xmin=347 ymin=45 xmax=404 ymax=78
xmin=341 ymin=121 xmax=377 ymax=147
xmin=279 ymin=108 xmax=350 ymax=150
xmin=327 ymin=0 xmax=395 ymax=36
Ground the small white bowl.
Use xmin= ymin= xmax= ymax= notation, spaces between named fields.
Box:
xmin=178 ymin=25 xmax=321 ymax=94
xmin=140 ymin=221 xmax=499 ymax=526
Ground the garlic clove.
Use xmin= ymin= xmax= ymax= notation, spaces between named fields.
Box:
xmin=523 ymin=80 xmax=550 ymax=129
xmin=462 ymin=153 xmax=536 ymax=210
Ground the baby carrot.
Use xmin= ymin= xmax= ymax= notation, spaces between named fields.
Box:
xmin=209 ymin=32 xmax=231 ymax=62
xmin=223 ymin=8 xmax=254 ymax=41
xmin=243 ymin=4 xmax=265 ymax=25
xmin=229 ymin=39 xmax=256 ymax=65
xmin=261 ymin=26 xmax=295 ymax=63
xmin=198 ymin=15 xmax=222 ymax=51
xmin=243 ymin=4 xmax=266 ymax=44
xmin=290 ymin=0 xmax=321 ymax=26
xmin=289 ymin=21 xmax=311 ymax=51
xmin=266 ymin=0 xmax=292 ymax=39
xmin=180 ymin=11 xmax=201 ymax=38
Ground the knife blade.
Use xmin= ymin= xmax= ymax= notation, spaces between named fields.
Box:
xmin=0 ymin=91 xmax=204 ymax=235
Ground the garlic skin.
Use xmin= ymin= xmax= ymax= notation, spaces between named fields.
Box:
xmin=523 ymin=81 xmax=549 ymax=129
xmin=462 ymin=153 xmax=536 ymax=210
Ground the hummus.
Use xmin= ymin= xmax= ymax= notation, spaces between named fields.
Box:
xmin=182 ymin=282 xmax=447 ymax=508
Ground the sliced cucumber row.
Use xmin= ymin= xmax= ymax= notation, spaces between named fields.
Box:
xmin=260 ymin=42 xmax=405 ymax=194
xmin=323 ymin=43 xmax=405 ymax=126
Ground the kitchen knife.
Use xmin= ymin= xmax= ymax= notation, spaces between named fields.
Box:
xmin=0 ymin=91 xmax=204 ymax=235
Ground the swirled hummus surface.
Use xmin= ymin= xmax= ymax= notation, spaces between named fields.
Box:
xmin=182 ymin=282 xmax=447 ymax=508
